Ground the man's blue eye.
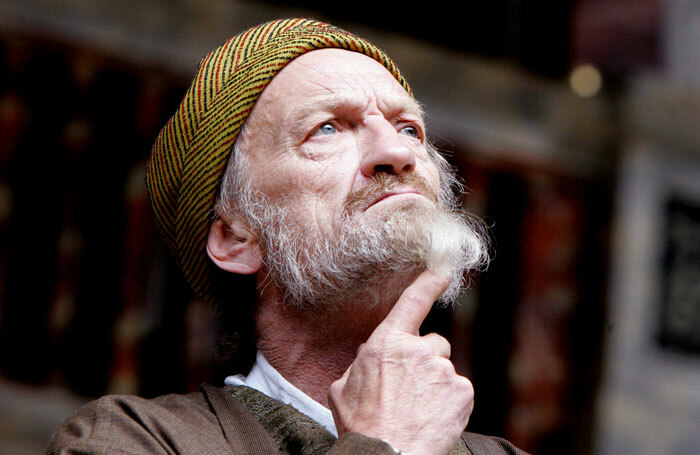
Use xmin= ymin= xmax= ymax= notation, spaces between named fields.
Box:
xmin=315 ymin=123 xmax=337 ymax=136
xmin=400 ymin=126 xmax=419 ymax=138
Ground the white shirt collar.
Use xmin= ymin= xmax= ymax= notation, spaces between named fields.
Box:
xmin=224 ymin=351 xmax=338 ymax=437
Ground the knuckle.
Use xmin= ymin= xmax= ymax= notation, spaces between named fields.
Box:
xmin=424 ymin=332 xmax=446 ymax=344
xmin=435 ymin=357 xmax=456 ymax=376
xmin=357 ymin=341 xmax=382 ymax=360
xmin=436 ymin=336 xmax=451 ymax=352
xmin=422 ymin=333 xmax=451 ymax=355
xmin=440 ymin=337 xmax=452 ymax=351
xmin=455 ymin=375 xmax=475 ymax=396
xmin=363 ymin=338 xmax=404 ymax=366
xmin=413 ymin=341 xmax=435 ymax=360
xmin=433 ymin=332 xmax=449 ymax=344
xmin=403 ymin=290 xmax=429 ymax=310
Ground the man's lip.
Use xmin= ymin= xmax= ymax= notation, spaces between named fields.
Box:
xmin=368 ymin=190 xmax=423 ymax=209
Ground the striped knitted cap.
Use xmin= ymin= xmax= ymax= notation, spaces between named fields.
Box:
xmin=146 ymin=18 xmax=412 ymax=304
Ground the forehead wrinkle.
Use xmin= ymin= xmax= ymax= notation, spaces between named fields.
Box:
xmin=291 ymin=92 xmax=363 ymax=126
xmin=291 ymin=88 xmax=423 ymax=132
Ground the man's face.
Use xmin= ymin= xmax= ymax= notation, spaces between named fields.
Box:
xmin=232 ymin=49 xmax=486 ymax=309
xmin=237 ymin=48 xmax=441 ymax=236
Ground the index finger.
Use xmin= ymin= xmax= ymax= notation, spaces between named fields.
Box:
xmin=379 ymin=270 xmax=449 ymax=335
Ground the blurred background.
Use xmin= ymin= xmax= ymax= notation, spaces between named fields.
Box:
xmin=0 ymin=0 xmax=699 ymax=454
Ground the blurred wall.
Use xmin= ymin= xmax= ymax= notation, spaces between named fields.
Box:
xmin=593 ymin=2 xmax=700 ymax=453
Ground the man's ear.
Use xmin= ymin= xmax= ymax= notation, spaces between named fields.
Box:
xmin=206 ymin=216 xmax=262 ymax=275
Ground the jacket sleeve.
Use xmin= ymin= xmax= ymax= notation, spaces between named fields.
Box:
xmin=326 ymin=433 xmax=399 ymax=455
xmin=463 ymin=432 xmax=530 ymax=455
xmin=328 ymin=432 xmax=529 ymax=455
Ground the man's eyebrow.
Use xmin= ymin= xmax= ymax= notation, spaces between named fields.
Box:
xmin=379 ymin=92 xmax=425 ymax=120
xmin=290 ymin=91 xmax=424 ymax=130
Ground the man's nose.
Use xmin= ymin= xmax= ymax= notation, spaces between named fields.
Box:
xmin=359 ymin=118 xmax=416 ymax=176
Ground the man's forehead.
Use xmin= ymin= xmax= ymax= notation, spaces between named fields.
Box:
xmin=291 ymin=90 xmax=424 ymax=124
xmin=256 ymin=48 xmax=421 ymax=122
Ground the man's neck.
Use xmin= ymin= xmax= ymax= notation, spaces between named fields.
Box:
xmin=255 ymin=292 xmax=389 ymax=408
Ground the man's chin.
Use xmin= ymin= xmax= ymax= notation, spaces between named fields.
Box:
xmin=321 ymin=263 xmax=424 ymax=314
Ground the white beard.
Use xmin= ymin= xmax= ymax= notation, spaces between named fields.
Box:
xmin=238 ymin=172 xmax=489 ymax=310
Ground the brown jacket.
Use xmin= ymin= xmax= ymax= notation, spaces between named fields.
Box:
xmin=47 ymin=384 xmax=526 ymax=455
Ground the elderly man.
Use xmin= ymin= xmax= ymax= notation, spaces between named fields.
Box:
xmin=48 ymin=19 xmax=525 ymax=455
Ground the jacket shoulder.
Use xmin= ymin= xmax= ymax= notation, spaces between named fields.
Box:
xmin=46 ymin=390 xmax=228 ymax=454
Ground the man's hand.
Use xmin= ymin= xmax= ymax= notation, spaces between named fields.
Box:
xmin=328 ymin=271 xmax=474 ymax=455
